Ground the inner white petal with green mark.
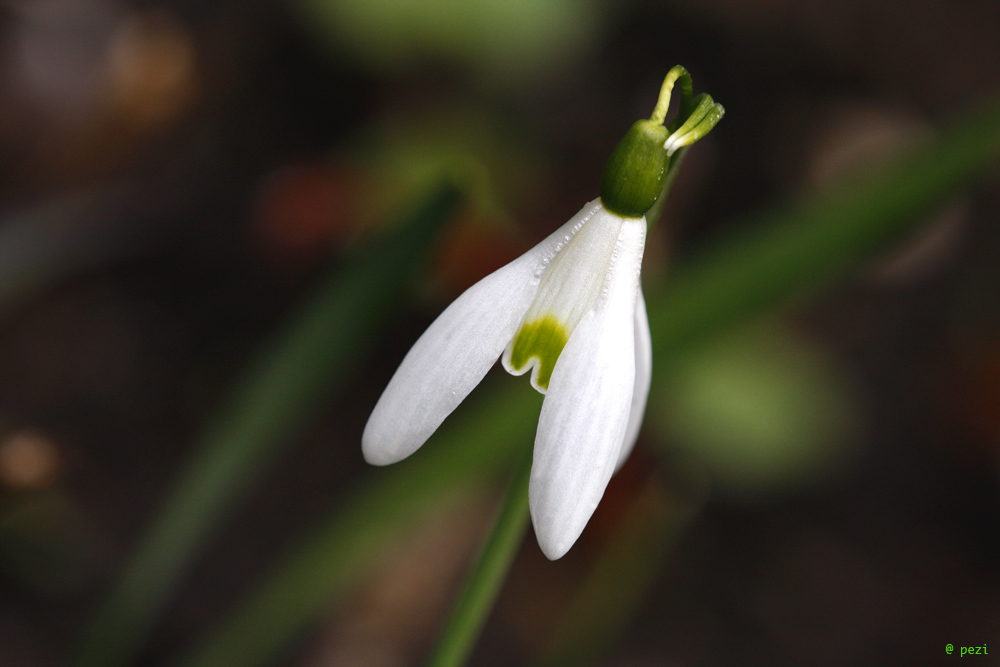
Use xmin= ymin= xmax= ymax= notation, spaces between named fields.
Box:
xmin=502 ymin=205 xmax=627 ymax=393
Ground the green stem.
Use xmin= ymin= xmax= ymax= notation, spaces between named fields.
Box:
xmin=172 ymin=380 xmax=541 ymax=667
xmin=425 ymin=448 xmax=533 ymax=667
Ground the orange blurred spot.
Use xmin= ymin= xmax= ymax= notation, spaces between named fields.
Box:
xmin=105 ymin=10 xmax=198 ymax=131
xmin=946 ymin=345 xmax=1000 ymax=459
xmin=252 ymin=162 xmax=359 ymax=261
xmin=0 ymin=429 xmax=61 ymax=490
xmin=431 ymin=209 xmax=530 ymax=296
xmin=581 ymin=446 xmax=658 ymax=542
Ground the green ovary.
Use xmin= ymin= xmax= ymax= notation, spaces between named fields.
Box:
xmin=508 ymin=315 xmax=570 ymax=391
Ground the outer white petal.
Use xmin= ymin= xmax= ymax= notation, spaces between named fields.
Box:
xmin=615 ymin=287 xmax=652 ymax=472
xmin=529 ymin=216 xmax=646 ymax=560
xmin=363 ymin=199 xmax=603 ymax=466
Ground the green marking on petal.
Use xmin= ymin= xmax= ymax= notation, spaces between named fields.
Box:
xmin=508 ymin=315 xmax=570 ymax=392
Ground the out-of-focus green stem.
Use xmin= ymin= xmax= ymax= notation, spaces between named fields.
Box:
xmin=425 ymin=448 xmax=532 ymax=667
xmin=73 ymin=182 xmax=462 ymax=667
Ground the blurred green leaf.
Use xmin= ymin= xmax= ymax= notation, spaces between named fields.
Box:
xmin=72 ymin=182 xmax=462 ymax=667
xmin=647 ymin=96 xmax=1000 ymax=351
xmin=174 ymin=379 xmax=541 ymax=667
xmin=354 ymin=103 xmax=547 ymax=231
xmin=296 ymin=0 xmax=602 ymax=85
xmin=652 ymin=322 xmax=860 ymax=497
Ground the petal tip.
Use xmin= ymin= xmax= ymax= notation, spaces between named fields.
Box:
xmin=360 ymin=436 xmax=394 ymax=466
xmin=361 ymin=418 xmax=414 ymax=466
xmin=361 ymin=447 xmax=394 ymax=467
xmin=537 ymin=533 xmax=573 ymax=561
xmin=530 ymin=495 xmax=585 ymax=561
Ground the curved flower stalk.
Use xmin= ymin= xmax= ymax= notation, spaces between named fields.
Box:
xmin=364 ymin=66 xmax=723 ymax=560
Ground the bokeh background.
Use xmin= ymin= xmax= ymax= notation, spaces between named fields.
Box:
xmin=1 ymin=0 xmax=999 ymax=665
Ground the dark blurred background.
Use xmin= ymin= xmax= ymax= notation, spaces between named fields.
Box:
xmin=0 ymin=0 xmax=998 ymax=665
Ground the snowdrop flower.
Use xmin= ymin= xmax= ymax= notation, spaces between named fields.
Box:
xmin=364 ymin=67 xmax=723 ymax=559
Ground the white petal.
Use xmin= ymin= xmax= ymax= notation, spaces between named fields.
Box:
xmin=529 ymin=216 xmax=646 ymax=560
xmin=502 ymin=204 xmax=625 ymax=394
xmin=362 ymin=199 xmax=603 ymax=466
xmin=616 ymin=287 xmax=652 ymax=472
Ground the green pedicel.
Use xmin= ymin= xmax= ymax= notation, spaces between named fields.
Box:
xmin=508 ymin=315 xmax=570 ymax=391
